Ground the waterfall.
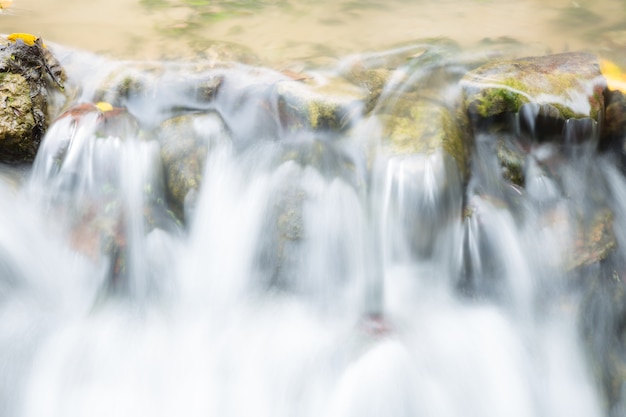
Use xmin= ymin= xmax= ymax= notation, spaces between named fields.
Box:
xmin=0 ymin=45 xmax=616 ymax=417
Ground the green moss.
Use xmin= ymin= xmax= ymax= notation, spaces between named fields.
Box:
xmin=463 ymin=52 xmax=605 ymax=122
xmin=383 ymin=102 xmax=467 ymax=176
xmin=473 ymin=78 xmax=530 ymax=118
xmin=307 ymin=100 xmax=338 ymax=130
xmin=277 ymin=79 xmax=363 ymax=132
xmin=496 ymin=139 xmax=525 ymax=186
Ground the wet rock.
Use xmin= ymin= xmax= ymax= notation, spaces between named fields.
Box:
xmin=256 ymin=138 xmax=367 ymax=293
xmin=496 ymin=137 xmax=526 ymax=187
xmin=379 ymin=100 xmax=469 ymax=180
xmin=256 ymin=181 xmax=306 ymax=290
xmin=94 ymin=62 xmax=223 ymax=127
xmin=580 ymin=263 xmax=626 ymax=416
xmin=276 ymin=76 xmax=365 ymax=133
xmin=0 ymin=35 xmax=66 ymax=162
xmin=34 ymin=101 xmax=179 ymax=293
xmin=603 ymin=89 xmax=626 ymax=146
xmin=342 ymin=66 xmax=390 ymax=115
xmin=461 ymin=52 xmax=606 ymax=140
xmin=339 ymin=38 xmax=462 ymax=114
xmin=158 ymin=111 xmax=230 ymax=220
xmin=567 ymin=208 xmax=617 ymax=271
xmin=599 ymin=59 xmax=626 ymax=167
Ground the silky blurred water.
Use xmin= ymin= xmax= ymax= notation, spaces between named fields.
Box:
xmin=0 ymin=1 xmax=623 ymax=416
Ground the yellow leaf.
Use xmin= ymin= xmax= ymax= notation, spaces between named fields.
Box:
xmin=601 ymin=58 xmax=626 ymax=93
xmin=96 ymin=102 xmax=114 ymax=112
xmin=7 ymin=33 xmax=46 ymax=48
xmin=0 ymin=0 xmax=13 ymax=11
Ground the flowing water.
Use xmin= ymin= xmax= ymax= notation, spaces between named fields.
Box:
xmin=1 ymin=1 xmax=626 ymax=417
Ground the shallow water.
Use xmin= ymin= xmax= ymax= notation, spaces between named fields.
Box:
xmin=4 ymin=0 xmax=626 ymax=62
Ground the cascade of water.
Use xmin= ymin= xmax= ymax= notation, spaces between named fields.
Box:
xmin=0 ymin=46 xmax=616 ymax=417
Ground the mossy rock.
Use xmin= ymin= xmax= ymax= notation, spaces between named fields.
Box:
xmin=461 ymin=52 xmax=606 ymax=123
xmin=276 ymin=77 xmax=364 ymax=133
xmin=496 ymin=137 xmax=526 ymax=187
xmin=158 ymin=112 xmax=230 ymax=220
xmin=0 ymin=37 xmax=66 ymax=162
xmin=0 ymin=73 xmax=37 ymax=160
xmin=379 ymin=100 xmax=469 ymax=180
xmin=342 ymin=67 xmax=390 ymax=115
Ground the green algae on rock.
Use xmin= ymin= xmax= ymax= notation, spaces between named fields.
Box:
xmin=461 ymin=52 xmax=606 ymax=122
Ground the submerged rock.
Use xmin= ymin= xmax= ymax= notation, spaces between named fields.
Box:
xmin=0 ymin=35 xmax=66 ymax=162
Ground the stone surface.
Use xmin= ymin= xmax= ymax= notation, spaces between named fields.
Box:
xmin=158 ymin=111 xmax=230 ymax=219
xmin=276 ymin=76 xmax=364 ymax=133
xmin=0 ymin=36 xmax=65 ymax=162
xmin=461 ymin=52 xmax=605 ymax=123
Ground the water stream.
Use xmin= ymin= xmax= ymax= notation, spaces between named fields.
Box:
xmin=1 ymin=2 xmax=626 ymax=416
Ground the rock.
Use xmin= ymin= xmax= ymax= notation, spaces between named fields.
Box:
xmin=461 ymin=52 xmax=606 ymax=140
xmin=496 ymin=137 xmax=526 ymax=187
xmin=603 ymin=89 xmax=626 ymax=146
xmin=33 ymin=101 xmax=179 ymax=290
xmin=93 ymin=62 xmax=223 ymax=127
xmin=0 ymin=35 xmax=66 ymax=162
xmin=374 ymin=100 xmax=466 ymax=261
xmin=379 ymin=100 xmax=469 ymax=180
xmin=340 ymin=39 xmax=463 ymax=115
xmin=342 ymin=66 xmax=390 ymax=115
xmin=580 ymin=263 xmax=626 ymax=415
xmin=567 ymin=208 xmax=617 ymax=271
xmin=276 ymin=76 xmax=364 ymax=133
xmin=158 ymin=112 xmax=230 ymax=220
xmin=598 ymin=59 xmax=626 ymax=167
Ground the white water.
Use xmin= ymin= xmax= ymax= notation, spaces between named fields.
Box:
xmin=0 ymin=46 xmax=617 ymax=417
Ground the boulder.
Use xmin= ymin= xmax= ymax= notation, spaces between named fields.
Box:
xmin=158 ymin=112 xmax=230 ymax=220
xmin=93 ymin=62 xmax=223 ymax=127
xmin=0 ymin=35 xmax=65 ymax=162
xmin=461 ymin=52 xmax=606 ymax=140
xmin=275 ymin=76 xmax=364 ymax=133
xmin=379 ymin=100 xmax=468 ymax=177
